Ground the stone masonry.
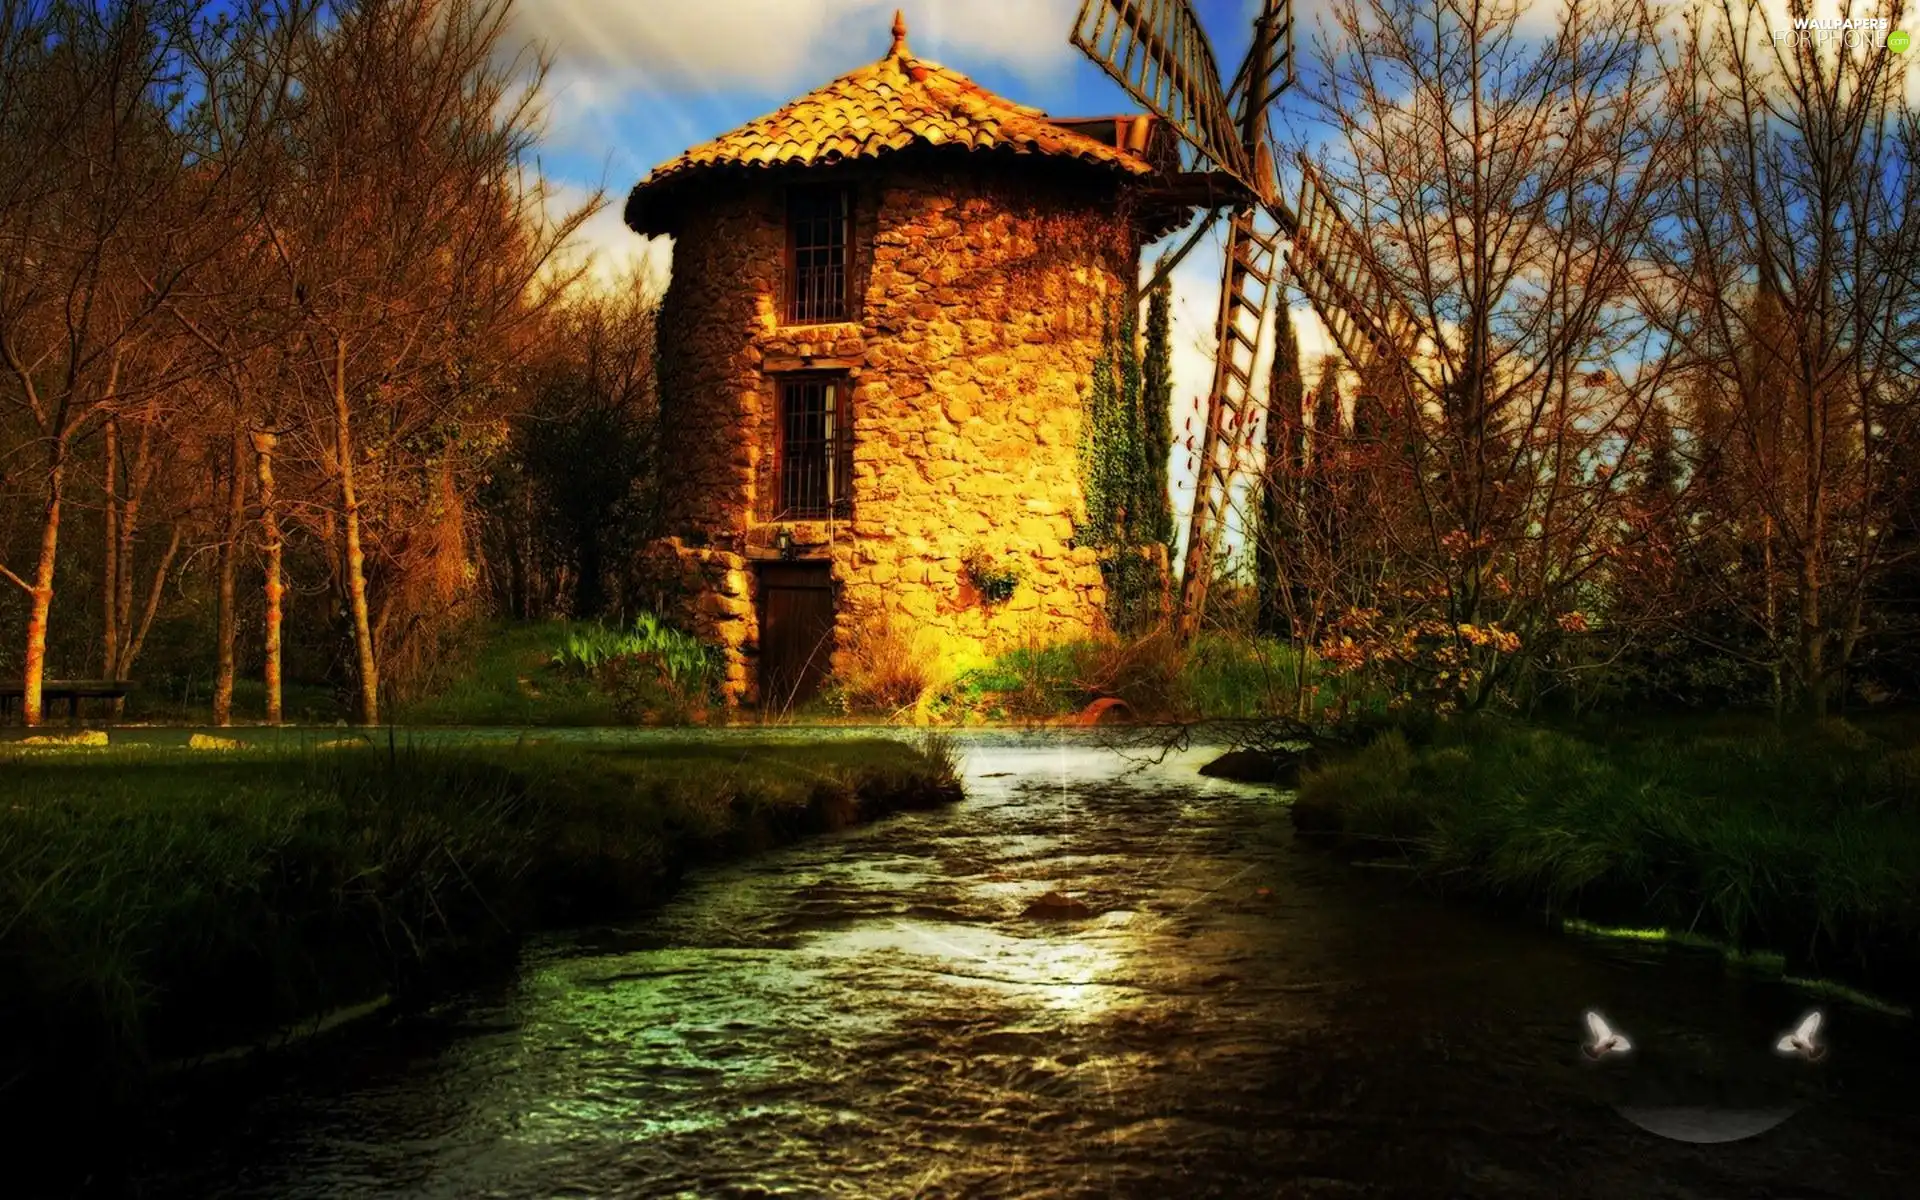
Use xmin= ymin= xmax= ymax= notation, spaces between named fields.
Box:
xmin=635 ymin=157 xmax=1145 ymax=704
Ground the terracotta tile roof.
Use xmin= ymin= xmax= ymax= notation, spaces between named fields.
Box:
xmin=625 ymin=13 xmax=1152 ymax=235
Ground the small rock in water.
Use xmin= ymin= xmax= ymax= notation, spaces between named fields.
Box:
xmin=1023 ymin=890 xmax=1095 ymax=919
xmin=1198 ymin=746 xmax=1325 ymax=786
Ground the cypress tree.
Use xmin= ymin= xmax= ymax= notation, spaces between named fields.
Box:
xmin=1257 ymin=307 xmax=1306 ymax=635
xmin=1305 ymin=359 xmax=1344 ymax=578
xmin=1140 ymin=278 xmax=1176 ymax=549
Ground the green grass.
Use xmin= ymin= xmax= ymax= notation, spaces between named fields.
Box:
xmin=97 ymin=621 xmax=1395 ymax=729
xmin=1561 ymin=920 xmax=1912 ymax=1016
xmin=394 ymin=621 xmax=623 ymax=725
xmin=1294 ymin=715 xmax=1920 ymax=1004
xmin=119 ymin=678 xmax=344 ymax=725
xmin=108 ymin=622 xmax=624 ymax=727
xmin=920 ymin=633 xmax=1386 ymax=723
xmin=0 ymin=735 xmax=961 ymax=1108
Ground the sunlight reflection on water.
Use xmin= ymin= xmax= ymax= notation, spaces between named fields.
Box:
xmin=125 ymin=730 xmax=1920 ymax=1200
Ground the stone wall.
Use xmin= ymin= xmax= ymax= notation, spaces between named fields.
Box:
xmin=643 ymin=153 xmax=1146 ymax=703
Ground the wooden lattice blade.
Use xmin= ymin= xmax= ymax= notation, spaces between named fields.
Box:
xmin=1282 ymin=156 xmax=1428 ymax=378
xmin=1226 ymin=0 xmax=1297 ymax=121
xmin=1070 ymin=0 xmax=1254 ymax=193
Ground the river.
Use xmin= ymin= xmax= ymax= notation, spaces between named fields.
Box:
xmin=99 ymin=729 xmax=1920 ymax=1197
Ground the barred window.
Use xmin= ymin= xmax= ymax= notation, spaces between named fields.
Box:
xmin=786 ymin=188 xmax=850 ymax=324
xmin=775 ymin=377 xmax=853 ymax=519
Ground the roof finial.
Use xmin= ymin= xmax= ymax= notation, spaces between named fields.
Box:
xmin=889 ymin=9 xmax=909 ymax=57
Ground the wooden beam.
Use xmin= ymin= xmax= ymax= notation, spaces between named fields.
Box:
xmin=761 ymin=354 xmax=863 ymax=373
xmin=1141 ymin=169 xmax=1256 ymax=208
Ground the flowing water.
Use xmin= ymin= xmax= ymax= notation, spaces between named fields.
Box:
xmin=103 ymin=730 xmax=1920 ymax=1197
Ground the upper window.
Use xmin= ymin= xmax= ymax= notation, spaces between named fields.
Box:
xmin=786 ymin=188 xmax=850 ymax=324
xmin=774 ymin=376 xmax=853 ymax=520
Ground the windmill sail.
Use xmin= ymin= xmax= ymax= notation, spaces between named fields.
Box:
xmin=1070 ymin=0 xmax=1430 ymax=640
xmin=1226 ymin=0 xmax=1296 ymax=123
xmin=1284 ymin=156 xmax=1425 ymax=377
xmin=1069 ymin=0 xmax=1254 ymax=192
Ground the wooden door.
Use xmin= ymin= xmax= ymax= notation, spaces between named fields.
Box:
xmin=757 ymin=562 xmax=835 ymax=710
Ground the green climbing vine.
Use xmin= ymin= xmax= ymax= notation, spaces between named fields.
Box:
xmin=1141 ymin=277 xmax=1176 ymax=550
xmin=1077 ymin=293 xmax=1173 ymax=633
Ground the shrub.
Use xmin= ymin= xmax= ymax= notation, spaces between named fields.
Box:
xmin=1294 ymin=729 xmax=1420 ymax=838
xmin=553 ymin=612 xmax=714 ymax=681
xmin=553 ymin=614 xmax=718 ymax=725
xmin=598 ymin=653 xmax=712 ymax=725
xmin=1071 ymin=629 xmax=1190 ymax=718
xmin=833 ymin=611 xmax=948 ymax=717
xmin=961 ymin=546 xmax=1025 ymax=606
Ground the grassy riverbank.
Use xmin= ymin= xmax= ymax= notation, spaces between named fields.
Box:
xmin=104 ymin=618 xmax=1384 ymax=728
xmin=0 ymin=735 xmax=961 ymax=1112
xmin=1293 ymin=715 xmax=1920 ymax=1002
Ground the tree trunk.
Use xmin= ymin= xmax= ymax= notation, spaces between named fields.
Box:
xmin=253 ymin=429 xmax=283 ymax=725
xmin=102 ymin=416 xmax=120 ymax=680
xmin=213 ymin=426 xmax=247 ymax=726
xmin=1800 ymin=547 xmax=1825 ymax=718
xmin=575 ymin=530 xmax=603 ymax=619
xmin=21 ymin=439 xmax=66 ymax=728
xmin=115 ymin=403 xmax=155 ymax=665
xmin=334 ymin=336 xmax=380 ymax=725
xmin=506 ymin=527 xmax=527 ymax=620
xmin=121 ymin=523 xmax=181 ymax=679
xmin=1764 ymin=515 xmax=1782 ymax=721
xmin=1800 ymin=369 xmax=1829 ymax=718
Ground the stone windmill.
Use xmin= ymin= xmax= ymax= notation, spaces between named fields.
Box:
xmin=1069 ymin=0 xmax=1427 ymax=638
xmin=624 ymin=12 xmax=1197 ymax=708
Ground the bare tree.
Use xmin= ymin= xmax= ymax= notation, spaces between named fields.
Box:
xmin=497 ymin=269 xmax=661 ymax=621
xmin=1655 ymin=0 xmax=1920 ymax=716
xmin=256 ymin=0 xmax=594 ymax=723
xmin=1298 ymin=0 xmax=1687 ymax=709
xmin=0 ymin=0 xmax=218 ymax=725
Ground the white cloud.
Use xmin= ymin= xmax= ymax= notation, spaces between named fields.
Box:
xmin=540 ymin=181 xmax=673 ymax=298
xmin=510 ymin=0 xmax=1081 ymax=94
xmin=515 ymin=0 xmax=1086 ymax=293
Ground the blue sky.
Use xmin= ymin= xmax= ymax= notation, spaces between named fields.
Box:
xmin=524 ymin=0 xmax=1285 ymax=199
xmin=514 ymin=0 xmax=1345 ymax=562
xmin=511 ymin=0 xmax=1917 ymax=565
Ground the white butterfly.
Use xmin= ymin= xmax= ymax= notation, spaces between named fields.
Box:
xmin=1775 ymin=1010 xmax=1826 ymax=1061
xmin=1583 ymin=1010 xmax=1632 ymax=1059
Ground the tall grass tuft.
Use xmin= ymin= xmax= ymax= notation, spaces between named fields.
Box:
xmin=830 ymin=612 xmax=951 ymax=719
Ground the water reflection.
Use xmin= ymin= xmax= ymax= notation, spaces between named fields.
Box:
xmin=120 ymin=732 xmax=1920 ymax=1199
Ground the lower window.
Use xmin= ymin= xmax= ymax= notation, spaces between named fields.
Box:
xmin=775 ymin=376 xmax=853 ymax=519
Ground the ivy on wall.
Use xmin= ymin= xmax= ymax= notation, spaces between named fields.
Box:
xmin=1140 ymin=278 xmax=1176 ymax=550
xmin=1077 ymin=292 xmax=1174 ymax=631
xmin=1078 ymin=299 xmax=1139 ymax=549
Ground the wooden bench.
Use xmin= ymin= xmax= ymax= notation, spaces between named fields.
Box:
xmin=0 ymin=680 xmax=132 ymax=722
